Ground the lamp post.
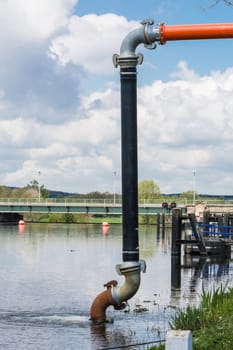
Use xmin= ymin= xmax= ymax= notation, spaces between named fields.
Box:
xmin=193 ymin=170 xmax=196 ymax=205
xmin=38 ymin=170 xmax=41 ymax=202
xmin=113 ymin=171 xmax=117 ymax=205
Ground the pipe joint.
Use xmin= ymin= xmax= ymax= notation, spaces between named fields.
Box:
xmin=113 ymin=53 xmax=143 ymax=69
xmin=141 ymin=19 xmax=160 ymax=49
xmin=116 ymin=260 xmax=146 ymax=275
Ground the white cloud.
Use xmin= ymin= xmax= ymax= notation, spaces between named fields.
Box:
xmin=0 ymin=0 xmax=83 ymax=125
xmin=138 ymin=64 xmax=233 ymax=147
xmin=0 ymin=2 xmax=232 ymax=194
xmin=49 ymin=13 xmax=139 ymax=74
xmin=0 ymin=86 xmax=121 ymax=192
xmin=137 ymin=63 xmax=233 ymax=193
xmin=1 ymin=63 xmax=233 ymax=194
xmin=170 ymin=61 xmax=199 ymax=81
xmin=0 ymin=0 xmax=77 ymax=42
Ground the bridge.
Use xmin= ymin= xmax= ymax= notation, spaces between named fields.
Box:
xmin=0 ymin=199 xmax=186 ymax=216
xmin=2 ymin=198 xmax=233 ymax=217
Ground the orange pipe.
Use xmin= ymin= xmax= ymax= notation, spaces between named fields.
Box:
xmin=160 ymin=23 xmax=233 ymax=44
xmin=90 ymin=280 xmax=126 ymax=323
xmin=90 ymin=287 xmax=116 ymax=323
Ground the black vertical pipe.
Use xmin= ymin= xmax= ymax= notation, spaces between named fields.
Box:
xmin=120 ymin=65 xmax=139 ymax=262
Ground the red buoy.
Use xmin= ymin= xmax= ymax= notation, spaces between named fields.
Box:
xmin=102 ymin=222 xmax=109 ymax=227
xmin=18 ymin=220 xmax=25 ymax=225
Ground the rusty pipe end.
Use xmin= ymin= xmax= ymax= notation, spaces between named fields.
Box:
xmin=90 ymin=288 xmax=115 ymax=323
xmin=90 ymin=280 xmax=125 ymax=323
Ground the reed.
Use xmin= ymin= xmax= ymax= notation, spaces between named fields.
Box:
xmin=150 ymin=284 xmax=233 ymax=350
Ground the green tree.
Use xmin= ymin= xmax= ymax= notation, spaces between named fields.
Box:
xmin=0 ymin=186 xmax=12 ymax=197
xmin=27 ymin=179 xmax=39 ymax=190
xmin=40 ymin=185 xmax=49 ymax=199
xmin=138 ymin=179 xmax=160 ymax=202
xmin=180 ymin=190 xmax=198 ymax=201
xmin=27 ymin=180 xmax=49 ymax=199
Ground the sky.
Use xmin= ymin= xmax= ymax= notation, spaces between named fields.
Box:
xmin=0 ymin=0 xmax=232 ymax=195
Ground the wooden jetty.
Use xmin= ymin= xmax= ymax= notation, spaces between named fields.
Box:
xmin=171 ymin=209 xmax=233 ymax=257
xmin=184 ymin=239 xmax=231 ymax=256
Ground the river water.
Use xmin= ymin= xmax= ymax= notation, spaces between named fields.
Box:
xmin=0 ymin=223 xmax=232 ymax=350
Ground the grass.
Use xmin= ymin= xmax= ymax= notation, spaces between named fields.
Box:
xmin=24 ymin=213 xmax=166 ymax=224
xmin=24 ymin=213 xmax=123 ymax=224
xmin=150 ymin=284 xmax=233 ymax=350
xmin=88 ymin=216 xmax=122 ymax=224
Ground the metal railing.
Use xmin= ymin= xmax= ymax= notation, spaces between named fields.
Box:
xmin=0 ymin=198 xmax=121 ymax=205
xmin=199 ymin=223 xmax=233 ymax=238
xmin=0 ymin=197 xmax=232 ymax=206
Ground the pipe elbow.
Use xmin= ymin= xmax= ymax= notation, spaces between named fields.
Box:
xmin=119 ymin=20 xmax=160 ymax=58
xmin=120 ymin=26 xmax=146 ymax=57
xmin=112 ymin=261 xmax=144 ymax=305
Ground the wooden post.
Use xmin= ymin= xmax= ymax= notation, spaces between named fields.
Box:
xmin=229 ymin=215 xmax=233 ymax=238
xmin=218 ymin=215 xmax=224 ymax=235
xmin=223 ymin=213 xmax=229 ymax=238
xmin=203 ymin=210 xmax=210 ymax=236
xmin=162 ymin=212 xmax=165 ymax=238
xmin=157 ymin=213 xmax=160 ymax=235
xmin=188 ymin=213 xmax=207 ymax=255
xmin=171 ymin=209 xmax=182 ymax=256
xmin=171 ymin=255 xmax=181 ymax=290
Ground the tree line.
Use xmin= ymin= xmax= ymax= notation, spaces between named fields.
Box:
xmin=0 ymin=178 xmax=220 ymax=203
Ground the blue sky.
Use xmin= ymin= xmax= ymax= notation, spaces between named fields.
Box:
xmin=0 ymin=0 xmax=232 ymax=195
xmin=77 ymin=0 xmax=233 ymax=81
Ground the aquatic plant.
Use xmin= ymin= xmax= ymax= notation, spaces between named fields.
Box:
xmin=150 ymin=284 xmax=233 ymax=350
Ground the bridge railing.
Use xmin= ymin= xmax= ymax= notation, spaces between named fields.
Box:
xmin=0 ymin=198 xmax=121 ymax=205
xmin=0 ymin=198 xmax=171 ymax=207
xmin=0 ymin=197 xmax=174 ymax=206
xmin=0 ymin=197 xmax=233 ymax=206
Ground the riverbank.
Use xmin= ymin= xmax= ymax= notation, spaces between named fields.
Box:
xmin=23 ymin=213 xmax=123 ymax=224
xmin=23 ymin=213 xmax=171 ymax=225
xmin=151 ymin=285 xmax=233 ymax=350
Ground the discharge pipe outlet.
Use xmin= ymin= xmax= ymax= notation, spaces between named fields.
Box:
xmin=90 ymin=261 xmax=146 ymax=323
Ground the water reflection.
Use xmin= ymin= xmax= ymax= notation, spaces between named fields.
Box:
xmin=0 ymin=223 xmax=232 ymax=349
xmin=170 ymin=251 xmax=233 ymax=306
